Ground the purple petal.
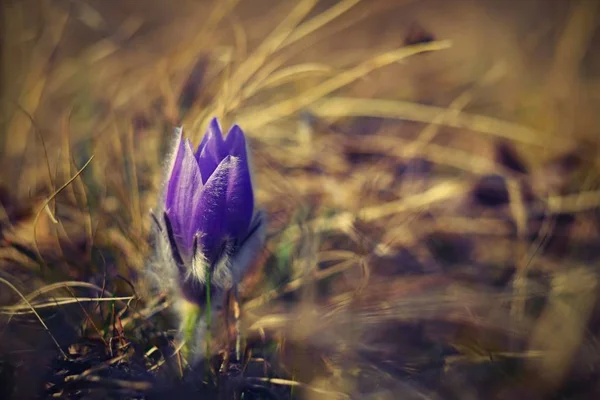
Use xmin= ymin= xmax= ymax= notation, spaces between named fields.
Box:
xmin=194 ymin=119 xmax=216 ymax=159
xmin=165 ymin=128 xmax=185 ymax=210
xmin=224 ymin=125 xmax=248 ymax=160
xmin=192 ymin=156 xmax=233 ymax=264
xmin=195 ymin=133 xmax=209 ymax=160
xmin=196 ymin=118 xmax=226 ymax=183
xmin=223 ymin=125 xmax=253 ymax=241
xmin=166 ymin=139 xmax=204 ymax=259
xmin=225 ymin=155 xmax=254 ymax=243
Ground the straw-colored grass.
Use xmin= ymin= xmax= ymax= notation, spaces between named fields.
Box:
xmin=1 ymin=0 xmax=600 ymax=398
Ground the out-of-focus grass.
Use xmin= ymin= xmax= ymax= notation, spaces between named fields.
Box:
xmin=1 ymin=0 xmax=600 ymax=398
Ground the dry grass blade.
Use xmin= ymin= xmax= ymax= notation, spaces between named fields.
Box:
xmin=15 ymin=281 xmax=117 ymax=305
xmin=252 ymin=63 xmax=334 ymax=92
xmin=546 ymin=189 xmax=600 ymax=213
xmin=62 ymin=108 xmax=95 ymax=252
xmin=282 ymin=0 xmax=362 ymax=47
xmin=401 ymin=62 xmax=508 ymax=162
xmin=63 ymin=375 xmax=152 ymax=391
xmin=507 ymin=179 xmax=528 ymax=321
xmin=185 ymin=0 xmax=321 ymax=133
xmin=187 ymin=0 xmax=391 ymax=132
xmin=248 ymin=377 xmax=350 ymax=399
xmin=3 ymin=3 xmax=70 ymax=159
xmin=120 ymin=296 xmax=169 ymax=329
xmin=248 ymin=314 xmax=292 ymax=331
xmin=345 ymin=134 xmax=498 ymax=174
xmin=317 ymin=250 xmax=359 ymax=262
xmin=170 ymin=0 xmax=241 ymax=70
xmin=32 ymin=155 xmax=95 ymax=273
xmin=246 ymin=181 xmax=467 ymax=312
xmin=357 ymin=180 xmax=466 ymax=221
xmin=219 ymin=0 xmax=319 ymax=110
xmin=404 ymin=92 xmax=472 ymax=158
xmin=400 ymin=62 xmax=508 ymax=172
xmin=245 ymin=258 xmax=358 ymax=311
xmin=238 ymin=56 xmax=292 ymax=101
xmin=547 ymin=0 xmax=599 ymax=101
xmin=124 ymin=123 xmax=142 ymax=238
xmin=238 ymin=0 xmax=402 ymax=107
xmin=1 ymin=296 xmax=135 ymax=315
xmin=65 ymin=353 xmax=129 ymax=380
xmin=280 ymin=180 xmax=467 ymax=243
xmin=0 ymin=276 xmax=67 ymax=358
xmin=309 ymin=97 xmax=573 ymax=148
xmin=527 ymin=268 xmax=598 ymax=394
xmin=236 ymin=40 xmax=453 ymax=130
xmin=229 ymin=13 xmax=249 ymax=63
xmin=247 ymin=278 xmax=539 ymax=337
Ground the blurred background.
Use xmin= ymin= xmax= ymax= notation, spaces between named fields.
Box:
xmin=1 ymin=0 xmax=600 ymax=398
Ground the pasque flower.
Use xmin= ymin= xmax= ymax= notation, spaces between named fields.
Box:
xmin=150 ymin=118 xmax=265 ymax=362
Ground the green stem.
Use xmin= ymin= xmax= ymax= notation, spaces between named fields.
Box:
xmin=205 ymin=268 xmax=212 ymax=371
xmin=179 ymin=268 xmax=213 ymax=371
xmin=181 ymin=302 xmax=201 ymax=362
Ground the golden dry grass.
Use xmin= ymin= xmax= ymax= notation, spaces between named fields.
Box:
xmin=1 ymin=0 xmax=600 ymax=398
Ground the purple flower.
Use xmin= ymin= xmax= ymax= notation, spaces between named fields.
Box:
xmin=152 ymin=118 xmax=265 ymax=305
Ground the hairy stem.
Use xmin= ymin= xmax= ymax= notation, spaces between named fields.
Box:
xmin=180 ymin=301 xmax=202 ymax=363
